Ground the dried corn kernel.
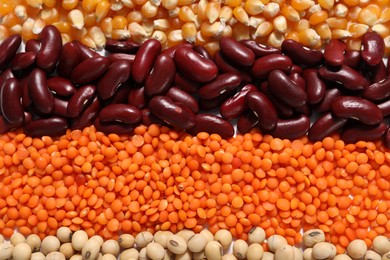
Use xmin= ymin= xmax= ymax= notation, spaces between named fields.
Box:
xmin=111 ymin=29 xmax=131 ymax=39
xmin=141 ymin=1 xmax=159 ymax=18
xmin=127 ymin=10 xmax=143 ymax=23
xmin=331 ymin=28 xmax=352 ymax=39
xmin=291 ymin=0 xmax=314 ymax=11
xmin=32 ymin=18 xmax=46 ymax=34
xmin=67 ymin=9 xmax=84 ymax=30
xmin=224 ymin=0 xmax=242 ymax=8
xmin=167 ymin=29 xmax=184 ymax=46
xmin=318 ymin=0 xmax=333 ymax=10
xmin=244 ymin=0 xmax=265 ymax=15
xmin=281 ymin=5 xmax=300 ymax=22
xmin=26 ymin=0 xmax=43 ymax=9
xmin=309 ymin=10 xmax=328 ymax=25
xmin=151 ymin=30 xmax=167 ymax=45
xmin=82 ymin=0 xmax=99 ymax=12
xmin=348 ymin=23 xmax=369 ymax=39
xmin=99 ymin=17 xmax=113 ymax=36
xmin=326 ymin=17 xmax=347 ymax=29
xmin=43 ymin=0 xmax=56 ymax=8
xmin=334 ymin=3 xmax=348 ymax=17
xmin=62 ymin=0 xmax=79 ymax=10
xmin=88 ymin=26 xmax=106 ymax=48
xmin=371 ymin=24 xmax=390 ymax=38
xmin=110 ymin=0 xmax=124 ymax=11
xmin=153 ymin=19 xmax=170 ymax=31
xmin=273 ymin=15 xmax=287 ymax=33
xmin=219 ymin=6 xmax=233 ymax=23
xmin=233 ymin=6 xmax=250 ymax=25
xmin=263 ymin=2 xmax=280 ymax=19
xmin=182 ymin=22 xmax=197 ymax=42
xmin=254 ymin=20 xmax=273 ymax=37
xmin=205 ymin=2 xmax=221 ymax=24
xmin=315 ymin=22 xmax=331 ymax=41
xmin=298 ymin=28 xmax=320 ymax=46
xmin=267 ymin=31 xmax=284 ymax=47
xmin=95 ymin=0 xmax=110 ymax=22
xmin=201 ymin=21 xmax=225 ymax=37
xmin=14 ymin=5 xmax=28 ymax=21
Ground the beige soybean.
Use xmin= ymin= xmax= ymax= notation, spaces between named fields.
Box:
xmin=101 ymin=253 xmax=117 ymax=260
xmin=373 ymin=236 xmax=390 ymax=255
xmin=382 ymin=251 xmax=390 ymax=260
xmin=146 ymin=242 xmax=165 ymax=260
xmin=247 ymin=243 xmax=264 ymax=260
xmin=222 ymin=253 xmax=238 ymax=260
xmin=205 ymin=241 xmax=223 ymax=260
xmin=268 ymin=235 xmax=288 ymax=253
xmin=90 ymin=235 xmax=104 ymax=247
xmin=275 ymin=244 xmax=295 ymax=260
xmin=139 ymin=247 xmax=148 ymax=260
xmin=12 ymin=242 xmax=31 ymax=260
xmin=175 ymin=250 xmax=192 ymax=260
xmin=60 ymin=243 xmax=75 ymax=259
xmin=82 ymin=238 xmax=101 ymax=260
xmin=154 ymin=231 xmax=173 ymax=248
xmin=10 ymin=232 xmax=25 ymax=246
xmin=233 ymin=239 xmax=248 ymax=259
xmin=347 ymin=239 xmax=367 ymax=259
xmin=303 ymin=229 xmax=326 ymax=248
xmin=0 ymin=235 xmax=3 ymax=244
xmin=71 ymin=230 xmax=88 ymax=251
xmin=164 ymin=249 xmax=173 ymax=260
xmin=293 ymin=246 xmax=303 ymax=260
xmin=167 ymin=235 xmax=187 ymax=254
xmin=303 ymin=248 xmax=313 ymax=260
xmin=119 ymin=248 xmax=139 ymax=260
xmin=312 ymin=242 xmax=337 ymax=260
xmin=215 ymin=229 xmax=233 ymax=250
xmin=364 ymin=250 xmax=381 ymax=260
xmin=57 ymin=227 xmax=73 ymax=243
xmin=193 ymin=250 xmax=206 ymax=260
xmin=262 ymin=252 xmax=275 ymax=260
xmin=188 ymin=234 xmax=207 ymax=253
xmin=248 ymin=227 xmax=266 ymax=244
xmin=102 ymin=240 xmax=120 ymax=256
xmin=26 ymin=234 xmax=41 ymax=252
xmin=118 ymin=234 xmax=135 ymax=249
xmin=31 ymin=252 xmax=45 ymax=260
xmin=135 ymin=231 xmax=154 ymax=248
xmin=200 ymin=229 xmax=214 ymax=243
xmin=46 ymin=251 xmax=66 ymax=260
xmin=334 ymin=255 xmax=352 ymax=260
xmin=69 ymin=254 xmax=83 ymax=260
xmin=41 ymin=236 xmax=61 ymax=255
xmin=177 ymin=230 xmax=196 ymax=242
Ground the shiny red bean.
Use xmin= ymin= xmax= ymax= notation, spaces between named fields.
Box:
xmin=377 ymin=99 xmax=390 ymax=117
xmin=290 ymin=64 xmax=303 ymax=74
xmin=240 ymin=40 xmax=281 ymax=57
xmin=198 ymin=73 xmax=241 ymax=100
xmin=331 ymin=96 xmax=383 ymax=125
xmin=57 ymin=42 xmax=81 ymax=77
xmin=189 ymin=114 xmax=234 ymax=138
xmin=141 ymin=108 xmax=165 ymax=126
xmin=268 ymin=70 xmax=307 ymax=108
xmin=363 ymin=77 xmax=390 ymax=101
xmin=108 ymin=53 xmax=135 ymax=64
xmin=71 ymin=96 xmax=100 ymax=130
xmin=47 ymin=77 xmax=76 ymax=97
xmin=0 ymin=34 xmax=21 ymax=70
xmin=246 ymin=90 xmax=278 ymax=131
xmin=53 ymin=97 xmax=69 ymax=117
xmin=361 ymin=31 xmax=384 ymax=66
xmin=94 ymin=117 xmax=134 ymax=135
xmin=370 ymin=60 xmax=387 ymax=83
xmin=193 ymin=45 xmax=212 ymax=60
xmin=251 ymin=54 xmax=292 ymax=79
xmin=105 ymin=38 xmax=140 ymax=54
xmin=318 ymin=64 xmax=368 ymax=91
xmin=99 ymin=104 xmax=142 ymax=124
xmin=132 ymin=38 xmax=161 ymax=84
xmin=0 ymin=69 xmax=15 ymax=89
xmin=73 ymin=40 xmax=99 ymax=60
xmin=214 ymin=51 xmax=252 ymax=83
xmin=174 ymin=46 xmax=218 ymax=83
xmin=237 ymin=111 xmax=259 ymax=134
xmin=341 ymin=122 xmax=387 ymax=144
xmin=199 ymin=91 xmax=232 ymax=111
xmin=20 ymin=75 xmax=32 ymax=109
xmin=11 ymin=52 xmax=37 ymax=71
xmin=128 ymin=87 xmax=147 ymax=109
xmin=174 ymin=73 xmax=200 ymax=93
xmin=24 ymin=117 xmax=68 ymax=137
xmin=97 ymin=60 xmax=131 ymax=100
xmin=220 ymin=84 xmax=256 ymax=119
xmin=281 ymin=39 xmax=323 ymax=66
xmin=323 ymin=39 xmax=345 ymax=66
xmin=289 ymin=73 xmax=306 ymax=91
xmin=0 ymin=78 xmax=24 ymax=125
xmin=71 ymin=56 xmax=110 ymax=85
xmin=259 ymin=81 xmax=294 ymax=118
xmin=166 ymin=87 xmax=199 ymax=113
xmin=303 ymin=69 xmax=326 ymax=105
xmin=315 ymin=88 xmax=342 ymax=113
xmin=343 ymin=50 xmax=361 ymax=69
xmin=219 ymin=36 xmax=255 ymax=66
xmin=149 ymin=96 xmax=195 ymax=130
xmin=67 ymin=84 xmax=95 ymax=118
xmin=384 ymin=128 xmax=390 ymax=148
xmin=161 ymin=42 xmax=193 ymax=59
xmin=0 ymin=115 xmax=19 ymax=134
xmin=308 ymin=112 xmax=347 ymax=142
xmin=145 ymin=54 xmax=175 ymax=97
xmin=25 ymin=39 xmax=40 ymax=53
xmin=109 ymin=83 xmax=131 ymax=104
xmin=36 ymin=25 xmax=62 ymax=71
xmin=268 ymin=115 xmax=310 ymax=139
xmin=28 ymin=68 xmax=54 ymax=114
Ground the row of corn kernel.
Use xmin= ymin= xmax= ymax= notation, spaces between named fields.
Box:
xmin=0 ymin=124 xmax=389 ymax=253
xmin=0 ymin=0 xmax=389 ymax=51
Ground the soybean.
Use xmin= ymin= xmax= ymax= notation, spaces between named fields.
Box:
xmin=347 ymin=239 xmax=367 ymax=259
xmin=12 ymin=243 xmax=31 ymax=260
xmin=135 ymin=231 xmax=154 ymax=248
xmin=233 ymin=239 xmax=248 ymax=260
xmin=188 ymin=234 xmax=207 ymax=253
xmin=167 ymin=235 xmax=187 ymax=255
xmin=373 ymin=236 xmax=390 ymax=255
xmin=118 ymin=234 xmax=135 ymax=249
xmin=26 ymin=234 xmax=41 ymax=252
xmin=248 ymin=227 xmax=266 ymax=244
xmin=303 ymin=229 xmax=326 ymax=248
xmin=247 ymin=244 xmax=264 ymax=260
xmin=41 ymin=236 xmax=61 ymax=255
xmin=146 ymin=242 xmax=165 ymax=260
xmin=268 ymin=235 xmax=288 ymax=253
xmin=215 ymin=229 xmax=233 ymax=250
xmin=71 ymin=230 xmax=88 ymax=252
xmin=312 ymin=242 xmax=337 ymax=260
xmin=205 ymin=241 xmax=223 ymax=260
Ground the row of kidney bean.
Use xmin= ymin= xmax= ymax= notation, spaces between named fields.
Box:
xmin=0 ymin=25 xmax=389 ymax=146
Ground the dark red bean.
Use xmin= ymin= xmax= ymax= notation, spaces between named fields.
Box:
xmin=174 ymin=73 xmax=200 ymax=93
xmin=363 ymin=77 xmax=390 ymax=101
xmin=105 ymin=38 xmax=140 ymax=54
xmin=237 ymin=110 xmax=259 ymax=134
xmin=0 ymin=68 xmax=15 ymax=88
xmin=377 ymin=99 xmax=390 ymax=117
xmin=161 ymin=42 xmax=193 ymax=59
xmin=240 ymin=39 xmax=281 ymax=57
xmin=198 ymin=91 xmax=232 ymax=111
xmin=166 ymin=87 xmax=199 ymax=113
xmin=20 ymin=74 xmax=32 ymax=109
xmin=99 ymin=104 xmax=142 ymax=124
xmin=343 ymin=50 xmax=361 ymax=69
xmin=315 ymin=88 xmax=343 ymax=113
xmin=289 ymin=73 xmax=306 ymax=91
xmin=28 ymin=68 xmax=54 ymax=114
xmin=308 ymin=112 xmax=347 ymax=142
xmin=53 ymin=97 xmax=69 ymax=117
xmin=70 ymin=56 xmax=110 ymax=85
xmin=220 ymin=84 xmax=256 ymax=119
xmin=94 ymin=117 xmax=134 ymax=135
xmin=198 ymin=73 xmax=241 ymax=100
xmin=47 ymin=77 xmax=76 ymax=97
xmin=341 ymin=122 xmax=387 ymax=144
xmin=295 ymin=103 xmax=312 ymax=116
xmin=0 ymin=78 xmax=24 ymax=125
xmin=189 ymin=113 xmax=234 ymax=138
xmin=323 ymin=39 xmax=345 ymax=66
xmin=108 ymin=53 xmax=136 ymax=64
xmin=145 ymin=54 xmax=175 ymax=97
xmin=251 ymin=54 xmax=292 ymax=79
xmin=149 ymin=96 xmax=195 ymax=130
xmin=219 ymin=36 xmax=255 ymax=66
xmin=67 ymin=84 xmax=95 ymax=118
xmin=384 ymin=128 xmax=390 ymax=148
xmin=268 ymin=70 xmax=307 ymax=108
xmin=318 ymin=64 xmax=368 ymax=91
xmin=361 ymin=31 xmax=384 ymax=66
xmin=73 ymin=40 xmax=99 ymax=60
xmin=24 ymin=117 xmax=68 ymax=137
xmin=174 ymin=46 xmax=218 ymax=83
xmin=71 ymin=96 xmax=100 ymax=130
xmin=213 ymin=51 xmax=252 ymax=83
xmin=303 ymin=69 xmax=326 ymax=105
xmin=128 ymin=87 xmax=147 ymax=109
xmin=0 ymin=34 xmax=21 ymax=70
xmin=268 ymin=115 xmax=310 ymax=139
xmin=193 ymin=45 xmax=212 ymax=60
xmin=132 ymin=38 xmax=161 ymax=84
xmin=25 ymin=39 xmax=41 ymax=53
xmin=141 ymin=108 xmax=165 ymax=126
xmin=11 ymin=52 xmax=37 ymax=71
xmin=281 ymin=39 xmax=323 ymax=66
xmin=57 ymin=42 xmax=81 ymax=77
xmin=246 ymin=90 xmax=278 ymax=131
xmin=332 ymin=96 xmax=383 ymax=125
xmin=290 ymin=65 xmax=303 ymax=74
xmin=370 ymin=60 xmax=387 ymax=83
xmin=109 ymin=83 xmax=131 ymax=104
xmin=36 ymin=25 xmax=62 ymax=71
xmin=0 ymin=115 xmax=19 ymax=134
xmin=97 ymin=60 xmax=131 ymax=100
xmin=259 ymin=81 xmax=294 ymax=118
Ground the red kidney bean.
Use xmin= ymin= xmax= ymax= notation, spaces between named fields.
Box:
xmin=36 ymin=25 xmax=62 ymax=71
xmin=237 ymin=110 xmax=259 ymax=134
xmin=73 ymin=40 xmax=99 ymax=60
xmin=246 ymin=90 xmax=278 ymax=131
xmin=308 ymin=112 xmax=347 ymax=142
xmin=108 ymin=53 xmax=136 ymax=64
xmin=94 ymin=117 xmax=134 ymax=135
xmin=24 ymin=117 xmax=68 ymax=137
xmin=251 ymin=54 xmax=292 ymax=79
xmin=318 ymin=64 xmax=368 ymax=91
xmin=341 ymin=122 xmax=387 ymax=144
xmin=161 ymin=42 xmax=193 ymax=59
xmin=363 ymin=78 xmax=390 ymax=101
xmin=166 ymin=87 xmax=199 ymax=113
xmin=361 ymin=31 xmax=384 ymax=66
xmin=189 ymin=114 xmax=234 ymax=138
xmin=71 ymin=96 xmax=100 ymax=130
xmin=289 ymin=73 xmax=306 ymax=91
xmin=290 ymin=65 xmax=303 ymax=74
xmin=97 ymin=60 xmax=131 ymax=100
xmin=213 ymin=51 xmax=252 ymax=83
xmin=11 ymin=52 xmax=37 ymax=71
xmin=377 ymin=99 xmax=390 ymax=117
xmin=20 ymin=74 xmax=32 ymax=109
xmin=105 ymin=38 xmax=140 ymax=54
xmin=70 ymin=56 xmax=110 ymax=85
xmin=199 ymin=91 xmax=232 ymax=111
xmin=323 ymin=39 xmax=345 ymax=66
xmin=343 ymin=50 xmax=361 ymax=69
xmin=174 ymin=46 xmax=218 ymax=83
xmin=0 ymin=115 xmax=19 ymax=134
xmin=295 ymin=103 xmax=312 ymax=116
xmin=99 ymin=104 xmax=142 ymax=124
xmin=219 ymin=36 xmax=255 ymax=67
xmin=268 ymin=115 xmax=310 ymax=139
xmin=193 ymin=45 xmax=212 ymax=60
xmin=0 ymin=78 xmax=24 ymax=125
xmin=145 ymin=54 xmax=175 ymax=97
xmin=369 ymin=60 xmax=387 ymax=83
xmin=198 ymin=73 xmax=241 ymax=100
xmin=67 ymin=84 xmax=95 ymax=118
xmin=303 ymin=69 xmax=326 ymax=105
xmin=0 ymin=68 xmax=15 ymax=88
xmin=128 ymin=87 xmax=147 ymax=109
xmin=281 ymin=39 xmax=323 ymax=66
xmin=268 ymin=70 xmax=307 ymax=108
xmin=25 ymin=39 xmax=41 ymax=53
xmin=259 ymin=81 xmax=294 ymax=118
xmin=220 ymin=84 xmax=256 ymax=119
xmin=141 ymin=108 xmax=165 ymax=126
xmin=174 ymin=73 xmax=200 ymax=93
xmin=132 ymin=38 xmax=161 ymax=84
xmin=331 ymin=96 xmax=383 ymax=125
xmin=384 ymin=128 xmax=390 ymax=148
xmin=315 ymin=88 xmax=342 ymax=113
xmin=57 ymin=42 xmax=81 ymax=77
xmin=0 ymin=34 xmax=21 ymax=70
xmin=109 ymin=82 xmax=131 ymax=104
xmin=28 ymin=68 xmax=54 ymax=114
xmin=149 ymin=96 xmax=195 ymax=130
xmin=53 ymin=97 xmax=69 ymax=117
xmin=47 ymin=77 xmax=76 ymax=97
xmin=239 ymin=39 xmax=281 ymax=57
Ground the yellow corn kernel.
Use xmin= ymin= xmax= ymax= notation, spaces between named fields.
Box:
xmin=26 ymin=0 xmax=43 ymax=9
xmin=32 ymin=18 xmax=46 ymax=34
xmin=346 ymin=6 xmax=360 ymax=22
xmin=21 ymin=18 xmax=34 ymax=40
xmin=263 ymin=2 xmax=280 ymax=19
xmin=345 ymin=39 xmax=361 ymax=51
xmin=88 ymin=26 xmax=106 ymax=48
xmin=61 ymin=33 xmax=72 ymax=44
xmin=197 ymin=0 xmax=207 ymax=21
xmin=40 ymin=8 xmax=60 ymax=24
xmin=331 ymin=29 xmax=352 ymax=39
xmin=221 ymin=24 xmax=233 ymax=37
xmin=141 ymin=1 xmax=159 ymax=18
xmin=281 ymin=5 xmax=300 ymax=22
xmin=81 ymin=35 xmax=97 ymax=49
xmin=206 ymin=2 xmax=221 ymax=24
xmin=295 ymin=18 xmax=310 ymax=31
xmin=249 ymin=16 xmax=265 ymax=28
xmin=70 ymin=26 xmax=87 ymax=40
xmin=307 ymin=4 xmax=321 ymax=15
xmin=84 ymin=12 xmax=96 ymax=27
xmin=142 ymin=19 xmax=154 ymax=35
xmin=2 ymin=13 xmax=21 ymax=29
xmin=99 ymin=17 xmax=113 ymax=36
xmin=334 ymin=3 xmax=348 ymax=17
xmin=156 ymin=6 xmax=170 ymax=19
xmin=244 ymin=0 xmax=265 ymax=15
xmin=0 ymin=2 xmax=14 ymax=17
xmin=224 ymin=0 xmax=242 ymax=8
xmin=150 ymin=30 xmax=165 ymax=44
xmin=52 ymin=21 xmax=72 ymax=33
xmin=111 ymin=29 xmax=131 ymax=39
xmin=182 ymin=22 xmax=197 ymax=42
xmin=298 ymin=28 xmax=320 ymax=47
xmin=232 ymin=21 xmax=250 ymax=40
xmin=128 ymin=22 xmax=148 ymax=37
xmin=200 ymin=21 xmax=225 ymax=37
xmin=161 ymin=0 xmax=177 ymax=10
xmin=318 ymin=0 xmax=333 ymax=10
xmin=228 ymin=17 xmax=238 ymax=26
xmin=153 ymin=19 xmax=170 ymax=31
xmin=372 ymin=24 xmax=390 ymax=38
xmin=315 ymin=22 xmax=331 ymax=41
xmin=357 ymin=7 xmax=379 ymax=26
xmin=342 ymin=0 xmax=358 ymax=6
xmin=378 ymin=8 xmax=390 ymax=23
xmin=190 ymin=3 xmax=198 ymax=15
xmin=326 ymin=17 xmax=347 ymax=29
xmin=95 ymin=0 xmax=110 ymax=23
xmin=375 ymin=0 xmax=388 ymax=6
xmin=233 ymin=6 xmax=250 ymax=25
xmin=0 ymin=25 xmax=9 ymax=41
xmin=272 ymin=15 xmax=287 ymax=33
xmin=272 ymin=0 xmax=285 ymax=7
xmin=43 ymin=0 xmax=56 ymax=8
xmin=167 ymin=29 xmax=184 ymax=46
xmin=267 ymin=31 xmax=284 ymax=47
xmin=348 ymin=23 xmax=369 ymax=38
xmin=127 ymin=11 xmax=143 ymax=23
xmin=151 ymin=0 xmax=162 ymax=7
xmin=204 ymin=41 xmax=220 ymax=56
xmin=291 ymin=0 xmax=314 ymax=11
xmin=285 ymin=31 xmax=299 ymax=42
xmin=195 ymin=30 xmax=210 ymax=45
xmin=62 ymin=0 xmax=79 ymax=10
xmin=9 ymin=25 xmax=22 ymax=35
xmin=122 ymin=0 xmax=135 ymax=8
xmin=309 ymin=10 xmax=328 ymax=25
xmin=178 ymin=6 xmax=196 ymax=22
xmin=109 ymin=0 xmax=123 ymax=11
xmin=254 ymin=21 xmax=273 ymax=37
xmin=383 ymin=35 xmax=390 ymax=56
xmin=219 ymin=6 xmax=233 ymax=23
xmin=82 ymin=0 xmax=99 ymax=12
xmin=111 ymin=15 xmax=127 ymax=29
xmin=177 ymin=0 xmax=194 ymax=6
xmin=14 ymin=5 xmax=27 ymax=21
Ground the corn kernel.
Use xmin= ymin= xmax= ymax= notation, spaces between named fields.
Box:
xmin=111 ymin=0 xmax=124 ymax=10
xmin=372 ymin=23 xmax=390 ymax=38
xmin=295 ymin=18 xmax=310 ymax=31
xmin=40 ymin=8 xmax=60 ymax=24
xmin=232 ymin=22 xmax=250 ymax=40
xmin=348 ymin=23 xmax=369 ymax=38
xmin=291 ymin=0 xmax=314 ymax=11
xmin=95 ymin=0 xmax=110 ymax=23
xmin=88 ymin=26 xmax=106 ymax=48
xmin=141 ymin=1 xmax=159 ymax=18
xmin=182 ymin=22 xmax=197 ymax=42
xmin=204 ymin=41 xmax=220 ymax=56
xmin=318 ymin=0 xmax=333 ymax=10
xmin=82 ymin=0 xmax=99 ymax=12
xmin=167 ymin=29 xmax=184 ymax=46
xmin=254 ymin=21 xmax=273 ymax=37
xmin=127 ymin=11 xmax=143 ymax=23
xmin=342 ymin=0 xmax=359 ymax=6
xmin=0 ymin=2 xmax=14 ymax=17
xmin=151 ymin=0 xmax=161 ymax=6
xmin=285 ymin=31 xmax=299 ymax=41
xmin=244 ymin=0 xmax=265 ymax=15
xmin=179 ymin=6 xmax=197 ymax=22
xmin=32 ymin=18 xmax=46 ymax=34
xmin=14 ymin=5 xmax=28 ymax=21
xmin=309 ymin=10 xmax=328 ymax=25
xmin=315 ymin=22 xmax=331 ymax=41
xmin=233 ymin=6 xmax=250 ymax=25
xmin=61 ymin=33 xmax=72 ymax=44
xmin=221 ymin=24 xmax=233 ymax=37
xmin=263 ymin=2 xmax=280 ymax=19
xmin=206 ymin=2 xmax=221 ymax=24
xmin=62 ymin=0 xmax=79 ymax=10
xmin=267 ymin=31 xmax=284 ymax=47
xmin=122 ymin=0 xmax=135 ymax=8
xmin=383 ymin=35 xmax=390 ymax=56
xmin=197 ymin=0 xmax=207 ymax=21
xmin=357 ymin=8 xmax=379 ymax=26
xmin=196 ymin=30 xmax=210 ymax=45
xmin=21 ymin=18 xmax=34 ymax=40
xmin=26 ymin=0 xmax=43 ymax=9
xmin=81 ymin=35 xmax=97 ymax=49
xmin=298 ymin=28 xmax=320 ymax=47
xmin=201 ymin=21 xmax=225 ymax=37
xmin=52 ymin=21 xmax=72 ymax=33
xmin=225 ymin=0 xmax=242 ymax=8
xmin=84 ymin=12 xmax=97 ymax=27
xmin=326 ymin=17 xmax=347 ymax=29
xmin=70 ymin=27 xmax=87 ymax=40
xmin=345 ymin=38 xmax=361 ymax=51
xmin=219 ymin=6 xmax=233 ymax=23
xmin=111 ymin=29 xmax=131 ymax=39
xmin=249 ymin=16 xmax=265 ymax=28
xmin=99 ymin=17 xmax=113 ymax=36
xmin=273 ymin=15 xmax=287 ymax=33
xmin=9 ymin=24 xmax=22 ymax=34
xmin=272 ymin=0 xmax=285 ymax=7
xmin=151 ymin=30 xmax=167 ymax=45
xmin=43 ymin=0 xmax=56 ymax=8
xmin=177 ymin=0 xmax=194 ymax=6
xmin=111 ymin=15 xmax=127 ymax=30
xmin=153 ymin=19 xmax=170 ymax=31
xmin=378 ymin=8 xmax=390 ymax=23
xmin=2 ymin=13 xmax=21 ymax=29
xmin=331 ymin=29 xmax=352 ymax=39
xmin=280 ymin=5 xmax=300 ymax=22
xmin=334 ymin=3 xmax=348 ymax=17
xmin=142 ymin=19 xmax=154 ymax=35
xmin=376 ymin=0 xmax=388 ymax=6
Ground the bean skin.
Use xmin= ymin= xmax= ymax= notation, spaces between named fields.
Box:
xmin=73 ymin=40 xmax=99 ymax=60
xmin=174 ymin=73 xmax=201 ymax=93
xmin=36 ymin=25 xmax=62 ymax=71
xmin=384 ymin=128 xmax=390 ymax=148
xmin=67 ymin=85 xmax=96 ymax=118
xmin=108 ymin=53 xmax=136 ymax=64
xmin=219 ymin=36 xmax=255 ymax=66
xmin=268 ymin=115 xmax=310 ymax=139
xmin=323 ymin=39 xmax=345 ymax=66
xmin=361 ymin=31 xmax=385 ymax=66
xmin=343 ymin=50 xmax=361 ymax=69
xmin=193 ymin=45 xmax=213 ymax=60
xmin=315 ymin=88 xmax=343 ymax=113
xmin=109 ymin=83 xmax=131 ymax=104
xmin=105 ymin=38 xmax=140 ymax=54
xmin=94 ymin=117 xmax=134 ymax=135
xmin=0 ymin=78 xmax=24 ymax=125
xmin=71 ymin=96 xmax=100 ymax=130
xmin=377 ymin=99 xmax=390 ymax=117
xmin=24 ymin=117 xmax=68 ymax=137
xmin=198 ymin=73 xmax=241 ymax=100
xmin=240 ymin=40 xmax=281 ymax=57
xmin=166 ymin=87 xmax=199 ymax=113
xmin=28 ymin=68 xmax=54 ymax=114
xmin=303 ymin=69 xmax=326 ymax=105
xmin=363 ymin=78 xmax=390 ymax=101
xmin=214 ymin=51 xmax=252 ymax=84
xmin=57 ymin=42 xmax=81 ymax=78
xmin=308 ymin=112 xmax=347 ymax=142
xmin=341 ymin=122 xmax=387 ymax=144
xmin=251 ymin=54 xmax=292 ymax=79
xmin=259 ymin=81 xmax=294 ymax=118
xmin=281 ymin=39 xmax=323 ymax=66
xmin=11 ymin=52 xmax=37 ymax=71
xmin=70 ymin=56 xmax=110 ymax=85
xmin=25 ymin=39 xmax=41 ymax=53
xmin=0 ymin=115 xmax=19 ymax=134
xmin=237 ymin=111 xmax=259 ymax=134
xmin=289 ymin=73 xmax=306 ymax=91
xmin=246 ymin=90 xmax=278 ymax=131
xmin=141 ymin=108 xmax=165 ymax=126
xmin=145 ymin=54 xmax=176 ymax=97
xmin=0 ymin=34 xmax=22 ymax=70
xmin=161 ymin=42 xmax=193 ymax=59
xmin=369 ymin=60 xmax=387 ymax=83
xmin=97 ymin=60 xmax=131 ymax=100
xmin=0 ymin=68 xmax=15 ymax=89
xmin=53 ymin=98 xmax=69 ymax=117
xmin=99 ymin=104 xmax=142 ymax=124
xmin=331 ymin=96 xmax=383 ymax=125
xmin=47 ymin=77 xmax=76 ymax=97
xmin=128 ymin=87 xmax=147 ymax=109
xmin=220 ymin=84 xmax=257 ymax=119
xmin=189 ymin=114 xmax=235 ymax=139
xmin=199 ymin=91 xmax=232 ymax=111
xmin=318 ymin=65 xmax=368 ymax=91
xmin=132 ymin=38 xmax=162 ymax=84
